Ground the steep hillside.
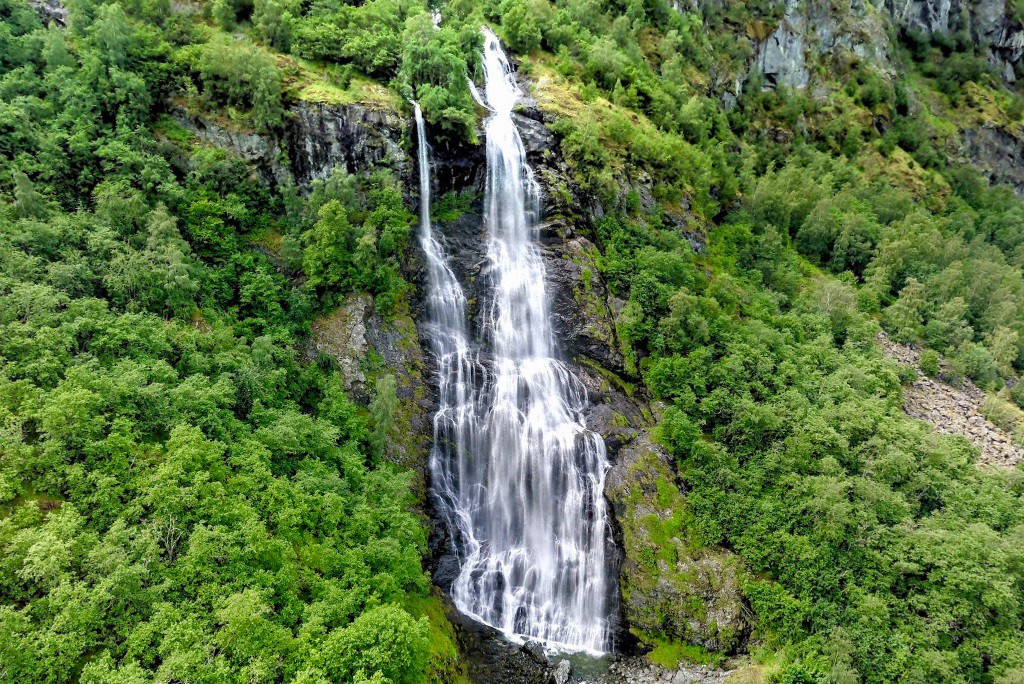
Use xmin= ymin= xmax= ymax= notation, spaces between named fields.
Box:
xmin=3 ymin=0 xmax=1024 ymax=682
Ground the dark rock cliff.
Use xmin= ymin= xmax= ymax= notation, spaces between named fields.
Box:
xmin=963 ymin=125 xmax=1024 ymax=194
xmin=285 ymin=102 xmax=410 ymax=186
xmin=170 ymin=100 xmax=409 ymax=189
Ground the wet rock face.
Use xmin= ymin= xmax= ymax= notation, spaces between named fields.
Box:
xmin=542 ymin=234 xmax=626 ymax=374
xmin=443 ymin=607 xmax=556 ymax=684
xmin=512 ymin=79 xmax=749 ymax=657
xmin=512 ymin=99 xmax=631 ymax=377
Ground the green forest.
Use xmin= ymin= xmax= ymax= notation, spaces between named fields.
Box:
xmin=3 ymin=0 xmax=1024 ymax=681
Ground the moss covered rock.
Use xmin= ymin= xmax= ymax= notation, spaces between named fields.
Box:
xmin=606 ymin=438 xmax=749 ymax=654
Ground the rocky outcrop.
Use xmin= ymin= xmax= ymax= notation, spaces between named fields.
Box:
xmin=605 ymin=438 xmax=748 ymax=654
xmin=885 ymin=0 xmax=958 ymax=34
xmin=543 ymin=231 xmax=626 ymax=373
xmin=879 ymin=334 xmax=1024 ymax=467
xmin=365 ymin=303 xmax=435 ymax=478
xmin=743 ymin=0 xmax=1024 ymax=197
xmin=310 ymin=294 xmax=372 ymax=393
xmin=757 ymin=9 xmax=810 ymax=89
xmin=963 ymin=125 xmax=1024 ymax=194
xmin=26 ymin=0 xmax=66 ymax=25
xmin=752 ymin=0 xmax=891 ymax=89
xmin=169 ymin=105 xmax=293 ymax=186
xmin=169 ymin=100 xmax=408 ymax=189
xmin=308 ymin=294 xmax=435 ymax=486
xmin=285 ymin=101 xmax=409 ymax=186
xmin=883 ymin=0 xmax=1024 ymax=80
xmin=748 ymin=0 xmax=1024 ymax=89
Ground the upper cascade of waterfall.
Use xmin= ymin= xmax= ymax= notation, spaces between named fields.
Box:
xmin=412 ymin=103 xmax=431 ymax=234
xmin=424 ymin=30 xmax=616 ymax=656
xmin=412 ymin=102 xmax=473 ymax=362
xmin=481 ymin=28 xmax=521 ymax=115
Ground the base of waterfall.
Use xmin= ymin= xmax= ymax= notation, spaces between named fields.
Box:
xmin=601 ymin=658 xmax=738 ymax=684
xmin=440 ymin=597 xmax=741 ymax=684
xmin=441 ymin=596 xmax=617 ymax=683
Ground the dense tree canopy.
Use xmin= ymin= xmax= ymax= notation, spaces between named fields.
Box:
xmin=0 ymin=2 xmax=453 ymax=682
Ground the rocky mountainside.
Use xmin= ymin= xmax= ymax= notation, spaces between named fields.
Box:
xmin=736 ymin=0 xmax=1024 ymax=194
xmin=751 ymin=0 xmax=1024 ymax=86
xmin=171 ymin=59 xmax=753 ymax=678
xmin=161 ymin=11 xmax=1024 ymax=673
xmin=9 ymin=0 xmax=1024 ymax=680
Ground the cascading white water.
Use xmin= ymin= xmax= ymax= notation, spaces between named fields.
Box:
xmin=417 ymin=30 xmax=614 ymax=655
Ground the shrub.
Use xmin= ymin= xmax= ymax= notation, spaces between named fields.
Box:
xmin=919 ymin=349 xmax=940 ymax=377
xmin=321 ymin=605 xmax=429 ymax=684
xmin=188 ymin=35 xmax=284 ymax=132
xmin=252 ymin=0 xmax=299 ymax=51
xmin=981 ymin=394 xmax=1022 ymax=433
xmin=940 ymin=356 xmax=967 ymax=387
xmin=499 ymin=0 xmax=545 ymax=53
xmin=955 ymin=341 xmax=1000 ymax=389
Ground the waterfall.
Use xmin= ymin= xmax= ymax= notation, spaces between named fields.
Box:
xmin=417 ymin=29 xmax=614 ymax=655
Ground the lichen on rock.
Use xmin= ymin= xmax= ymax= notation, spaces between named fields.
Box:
xmin=310 ymin=293 xmax=372 ymax=394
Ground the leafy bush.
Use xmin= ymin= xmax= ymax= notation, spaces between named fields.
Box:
xmin=252 ymin=0 xmax=298 ymax=51
xmin=981 ymin=394 xmax=1023 ymax=433
xmin=184 ymin=34 xmax=284 ymax=132
xmin=499 ymin=0 xmax=545 ymax=53
xmin=301 ymin=169 xmax=411 ymax=311
xmin=919 ymin=349 xmax=940 ymax=377
xmin=321 ymin=604 xmax=429 ymax=683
